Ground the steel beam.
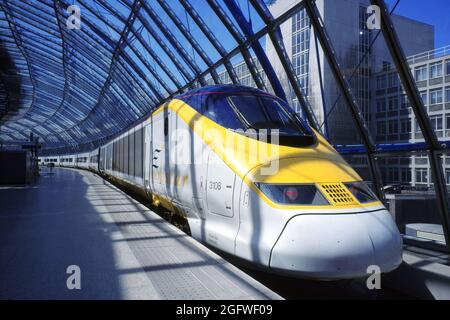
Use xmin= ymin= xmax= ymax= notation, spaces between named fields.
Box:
xmin=250 ymin=0 xmax=320 ymax=132
xmin=206 ymin=0 xmax=266 ymax=90
xmin=303 ymin=0 xmax=384 ymax=200
xmin=176 ymin=0 xmax=239 ymax=84
xmin=224 ymin=0 xmax=287 ymax=102
xmin=154 ymin=0 xmax=220 ymax=84
xmin=140 ymin=1 xmax=207 ymax=86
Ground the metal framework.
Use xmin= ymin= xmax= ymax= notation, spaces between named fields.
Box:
xmin=303 ymin=0 xmax=384 ymax=200
xmin=371 ymin=0 xmax=450 ymax=247
xmin=0 ymin=0 xmax=449 ymax=250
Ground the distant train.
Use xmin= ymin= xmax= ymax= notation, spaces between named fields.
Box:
xmin=40 ymin=85 xmax=402 ymax=280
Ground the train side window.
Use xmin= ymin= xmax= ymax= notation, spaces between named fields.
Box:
xmin=164 ymin=115 xmax=168 ymax=137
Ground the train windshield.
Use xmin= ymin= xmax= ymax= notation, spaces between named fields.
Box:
xmin=227 ymin=95 xmax=306 ymax=135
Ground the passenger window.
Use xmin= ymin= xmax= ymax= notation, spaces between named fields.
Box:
xmin=164 ymin=115 xmax=168 ymax=137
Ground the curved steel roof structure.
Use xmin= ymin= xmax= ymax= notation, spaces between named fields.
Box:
xmin=0 ymin=0 xmax=288 ymax=153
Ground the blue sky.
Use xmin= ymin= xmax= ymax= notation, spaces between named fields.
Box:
xmin=386 ymin=0 xmax=450 ymax=48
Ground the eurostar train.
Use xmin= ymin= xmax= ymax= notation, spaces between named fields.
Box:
xmin=40 ymin=85 xmax=402 ymax=280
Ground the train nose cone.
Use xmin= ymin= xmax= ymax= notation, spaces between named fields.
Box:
xmin=269 ymin=209 xmax=403 ymax=280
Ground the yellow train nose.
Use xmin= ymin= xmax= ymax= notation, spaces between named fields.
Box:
xmin=249 ymin=156 xmax=361 ymax=185
xmin=246 ymin=156 xmax=383 ymax=209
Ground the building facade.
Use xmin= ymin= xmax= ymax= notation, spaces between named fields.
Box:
xmin=206 ymin=59 xmax=264 ymax=88
xmin=266 ymin=0 xmax=434 ymax=144
xmin=373 ymin=46 xmax=450 ymax=187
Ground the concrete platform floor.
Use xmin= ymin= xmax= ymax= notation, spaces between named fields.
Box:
xmin=0 ymin=167 xmax=280 ymax=300
xmin=383 ymin=245 xmax=450 ymax=300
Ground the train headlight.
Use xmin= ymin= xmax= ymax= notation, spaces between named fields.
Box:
xmin=344 ymin=182 xmax=378 ymax=203
xmin=254 ymin=183 xmax=330 ymax=205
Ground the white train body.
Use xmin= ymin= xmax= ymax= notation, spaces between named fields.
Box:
xmin=39 ymin=85 xmax=402 ymax=279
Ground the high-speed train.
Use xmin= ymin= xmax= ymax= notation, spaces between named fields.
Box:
xmin=40 ymin=85 xmax=402 ymax=280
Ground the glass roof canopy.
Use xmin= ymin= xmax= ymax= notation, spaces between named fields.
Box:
xmin=0 ymin=0 xmax=283 ymax=153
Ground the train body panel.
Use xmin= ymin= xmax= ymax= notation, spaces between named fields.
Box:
xmin=59 ymin=155 xmax=75 ymax=167
xmin=40 ymin=156 xmax=60 ymax=166
xmin=88 ymin=149 xmax=99 ymax=171
xmin=75 ymin=152 xmax=90 ymax=169
xmin=39 ymin=85 xmax=403 ymax=280
xmin=100 ymin=124 xmax=145 ymax=189
xmin=269 ymin=210 xmax=402 ymax=279
xmin=144 ymin=102 xmax=241 ymax=254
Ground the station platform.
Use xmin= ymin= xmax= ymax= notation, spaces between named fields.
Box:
xmin=384 ymin=245 xmax=450 ymax=300
xmin=0 ymin=167 xmax=281 ymax=300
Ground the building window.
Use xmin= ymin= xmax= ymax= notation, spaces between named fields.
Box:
xmin=415 ymin=119 xmax=422 ymax=133
xmin=414 ymin=65 xmax=428 ymax=81
xmin=388 ymin=120 xmax=398 ymax=134
xmin=400 ymin=94 xmax=409 ymax=109
xmin=420 ymin=91 xmax=428 ymax=105
xmin=388 ymin=73 xmax=398 ymax=88
xmin=376 ymin=99 xmax=386 ymax=112
xmin=446 ymin=169 xmax=450 ymax=185
xmin=388 ymin=96 xmax=398 ymax=111
xmin=292 ymin=9 xmax=309 ymax=31
xmin=430 ymin=115 xmax=443 ymax=132
xmin=446 ymin=87 xmax=450 ymax=103
xmin=446 ymin=60 xmax=450 ymax=76
xmin=430 ymin=61 xmax=443 ymax=78
xmin=416 ymin=168 xmax=428 ymax=184
xmin=382 ymin=61 xmax=391 ymax=72
xmin=376 ymin=75 xmax=386 ymax=89
xmin=292 ymin=29 xmax=310 ymax=55
xmin=377 ymin=121 xmax=386 ymax=135
xmin=401 ymin=168 xmax=411 ymax=183
xmin=430 ymin=88 xmax=443 ymax=105
xmin=291 ymin=8 xmax=310 ymax=98
xmin=388 ymin=167 xmax=399 ymax=183
xmin=446 ymin=115 xmax=450 ymax=130
xmin=400 ymin=119 xmax=411 ymax=133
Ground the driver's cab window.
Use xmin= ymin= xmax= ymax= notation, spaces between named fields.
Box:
xmin=203 ymin=95 xmax=243 ymax=130
xmin=228 ymin=95 xmax=302 ymax=134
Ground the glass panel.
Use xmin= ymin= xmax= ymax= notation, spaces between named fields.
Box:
xmin=266 ymin=6 xmax=365 ymax=146
xmin=384 ymin=0 xmax=450 ymax=249
xmin=388 ymin=0 xmax=450 ymax=146
xmin=344 ymin=182 xmax=378 ymax=203
xmin=378 ymin=152 xmax=447 ymax=247
xmin=342 ymin=154 xmax=373 ymax=181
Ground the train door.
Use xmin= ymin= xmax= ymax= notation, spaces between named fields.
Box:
xmin=96 ymin=148 xmax=101 ymax=171
xmin=205 ymin=150 xmax=239 ymax=254
xmin=150 ymin=112 xmax=169 ymax=198
xmin=144 ymin=124 xmax=152 ymax=192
